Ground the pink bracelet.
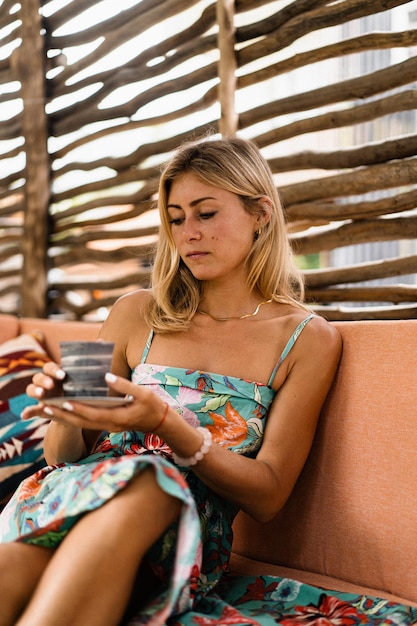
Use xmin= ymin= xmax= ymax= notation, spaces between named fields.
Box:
xmin=172 ymin=427 xmax=213 ymax=467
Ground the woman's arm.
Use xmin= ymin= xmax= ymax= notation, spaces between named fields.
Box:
xmin=23 ymin=292 xmax=148 ymax=465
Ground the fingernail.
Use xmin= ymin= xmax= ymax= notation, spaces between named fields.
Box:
xmin=105 ymin=372 xmax=117 ymax=383
xmin=62 ymin=402 xmax=74 ymax=412
xmin=44 ymin=406 xmax=54 ymax=416
xmin=35 ymin=387 xmax=44 ymax=398
xmin=56 ymin=369 xmax=66 ymax=380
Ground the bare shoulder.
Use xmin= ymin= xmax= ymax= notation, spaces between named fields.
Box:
xmin=99 ymin=289 xmax=154 ymax=340
xmin=109 ymin=289 xmax=153 ymax=317
xmin=309 ymin=313 xmax=341 ymax=349
xmin=295 ymin=312 xmax=342 ymax=370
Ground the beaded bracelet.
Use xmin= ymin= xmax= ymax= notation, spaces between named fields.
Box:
xmin=172 ymin=427 xmax=213 ymax=467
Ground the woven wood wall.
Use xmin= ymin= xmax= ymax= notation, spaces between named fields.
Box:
xmin=0 ymin=0 xmax=416 ymax=320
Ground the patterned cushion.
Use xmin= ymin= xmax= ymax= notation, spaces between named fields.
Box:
xmin=0 ymin=332 xmax=52 ymax=504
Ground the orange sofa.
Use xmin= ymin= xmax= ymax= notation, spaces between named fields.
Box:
xmin=1 ymin=313 xmax=416 ymax=609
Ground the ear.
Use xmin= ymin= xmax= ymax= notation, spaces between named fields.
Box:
xmin=256 ymin=196 xmax=273 ymax=228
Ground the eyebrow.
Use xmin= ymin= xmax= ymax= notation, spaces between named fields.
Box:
xmin=167 ymin=196 xmax=216 ymax=210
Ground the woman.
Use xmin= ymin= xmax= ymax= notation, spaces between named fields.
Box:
xmin=0 ymin=137 xmax=341 ymax=626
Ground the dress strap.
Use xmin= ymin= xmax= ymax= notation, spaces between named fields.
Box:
xmin=141 ymin=330 xmax=154 ymax=363
xmin=267 ymin=314 xmax=315 ymax=386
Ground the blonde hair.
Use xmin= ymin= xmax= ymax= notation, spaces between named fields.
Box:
xmin=145 ymin=136 xmax=305 ymax=332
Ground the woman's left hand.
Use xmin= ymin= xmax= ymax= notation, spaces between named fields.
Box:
xmin=41 ymin=373 xmax=169 ymax=434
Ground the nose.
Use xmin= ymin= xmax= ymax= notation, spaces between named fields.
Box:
xmin=181 ymin=217 xmax=201 ymax=241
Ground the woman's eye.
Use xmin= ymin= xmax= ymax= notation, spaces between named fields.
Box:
xmin=169 ymin=217 xmax=183 ymax=225
xmin=199 ymin=212 xmax=216 ymax=220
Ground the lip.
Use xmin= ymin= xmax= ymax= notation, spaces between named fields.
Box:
xmin=186 ymin=251 xmax=208 ymax=260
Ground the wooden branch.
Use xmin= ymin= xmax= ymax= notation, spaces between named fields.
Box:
xmin=48 ymin=294 xmax=126 ymax=319
xmin=269 ymin=135 xmax=417 ymax=172
xmin=50 ymin=244 xmax=156 ymax=267
xmin=0 ymin=243 xmax=21 ymax=263
xmin=239 ymin=31 xmax=417 ymax=91
xmin=48 ymin=0 xmax=201 ymax=63
xmin=217 ymin=0 xmax=238 ymax=136
xmin=306 ymin=285 xmax=417 ymax=304
xmin=53 ymin=107 xmax=219 ymax=175
xmin=51 ymin=170 xmax=159 ymax=206
xmin=13 ymin=0 xmax=50 ymax=317
xmin=240 ymin=55 xmax=417 ymax=129
xmin=50 ymin=50 xmax=218 ymax=133
xmin=51 ymin=4 xmax=216 ymax=95
xmin=304 ymin=255 xmax=417 ymax=288
xmin=0 ymin=168 xmax=26 ymax=189
xmin=0 ymin=283 xmax=21 ymax=297
xmin=255 ymin=90 xmax=417 ymax=147
xmin=238 ymin=0 xmax=410 ymax=64
xmin=286 ymin=189 xmax=417 ymax=223
xmin=50 ymin=270 xmax=152 ymax=291
xmin=292 ymin=216 xmax=417 ymax=255
xmin=0 ymin=196 xmax=24 ymax=217
xmin=280 ymin=158 xmax=417 ymax=205
xmin=46 ymin=0 xmax=168 ymax=36
xmin=0 ymin=268 xmax=21 ymax=279
xmin=53 ymin=197 xmax=155 ymax=230
xmin=236 ymin=0 xmax=329 ymax=41
xmin=312 ymin=304 xmax=417 ymax=321
xmin=51 ymin=91 xmax=218 ymax=161
xmin=0 ymin=116 xmax=20 ymax=141
xmin=51 ymin=225 xmax=159 ymax=246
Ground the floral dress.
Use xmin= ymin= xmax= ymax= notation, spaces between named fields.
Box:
xmin=0 ymin=314 xmax=415 ymax=625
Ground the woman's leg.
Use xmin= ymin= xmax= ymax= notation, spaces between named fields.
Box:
xmin=16 ymin=467 xmax=181 ymax=626
xmin=0 ymin=542 xmax=53 ymax=625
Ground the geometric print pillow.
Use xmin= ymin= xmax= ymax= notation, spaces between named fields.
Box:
xmin=0 ymin=332 xmax=52 ymax=505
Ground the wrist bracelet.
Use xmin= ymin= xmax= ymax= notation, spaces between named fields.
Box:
xmin=154 ymin=402 xmax=169 ymax=433
xmin=172 ymin=427 xmax=213 ymax=467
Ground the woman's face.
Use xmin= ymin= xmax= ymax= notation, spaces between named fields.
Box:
xmin=166 ymin=173 xmax=259 ymax=284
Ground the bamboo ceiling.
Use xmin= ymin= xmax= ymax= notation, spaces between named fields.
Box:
xmin=0 ymin=0 xmax=416 ymax=320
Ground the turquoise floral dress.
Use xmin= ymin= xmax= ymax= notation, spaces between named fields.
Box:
xmin=0 ymin=315 xmax=415 ymax=625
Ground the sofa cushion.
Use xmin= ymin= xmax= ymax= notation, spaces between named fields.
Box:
xmin=0 ymin=333 xmax=52 ymax=504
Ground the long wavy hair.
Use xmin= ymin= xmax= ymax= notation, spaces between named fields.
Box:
xmin=144 ymin=136 xmax=305 ymax=332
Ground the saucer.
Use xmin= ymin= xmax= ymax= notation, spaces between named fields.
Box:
xmin=45 ymin=396 xmax=133 ymax=409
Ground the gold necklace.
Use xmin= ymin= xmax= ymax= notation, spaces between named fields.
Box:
xmin=197 ymin=299 xmax=273 ymax=322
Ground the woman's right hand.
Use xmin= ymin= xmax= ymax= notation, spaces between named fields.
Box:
xmin=22 ymin=362 xmax=94 ymax=463
xmin=21 ymin=362 xmax=67 ymax=421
